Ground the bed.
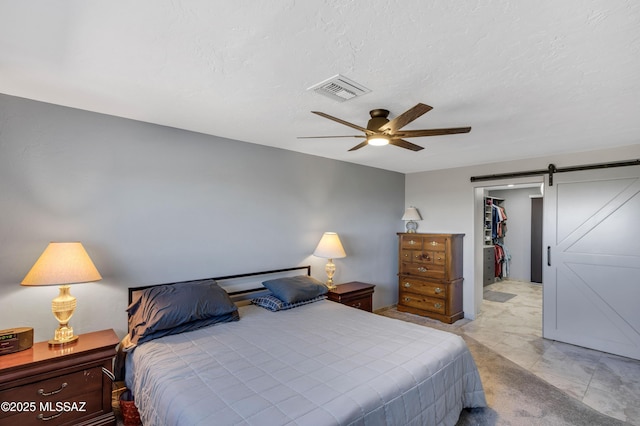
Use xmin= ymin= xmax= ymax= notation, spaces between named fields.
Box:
xmin=122 ymin=266 xmax=486 ymax=426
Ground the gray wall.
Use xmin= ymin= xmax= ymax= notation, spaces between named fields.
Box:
xmin=488 ymin=188 xmax=542 ymax=282
xmin=0 ymin=94 xmax=405 ymax=341
xmin=406 ymin=143 xmax=640 ymax=319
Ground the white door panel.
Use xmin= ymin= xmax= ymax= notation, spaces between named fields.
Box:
xmin=544 ymin=167 xmax=640 ymax=360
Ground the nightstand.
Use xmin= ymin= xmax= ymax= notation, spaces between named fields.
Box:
xmin=327 ymin=281 xmax=375 ymax=312
xmin=0 ymin=329 xmax=119 ymax=426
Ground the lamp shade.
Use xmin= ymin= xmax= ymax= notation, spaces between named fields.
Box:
xmin=313 ymin=232 xmax=346 ymax=259
xmin=21 ymin=242 xmax=102 ymax=286
xmin=401 ymin=207 xmax=422 ymax=221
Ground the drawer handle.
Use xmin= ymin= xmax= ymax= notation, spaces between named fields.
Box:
xmin=352 ymin=302 xmax=361 ymax=308
xmin=430 ymin=241 xmax=438 ymax=246
xmin=403 ymin=282 xmax=411 ymax=288
xmin=436 ymin=257 xmax=442 ymax=261
xmin=417 ymin=267 xmax=427 ymax=272
xmin=38 ymin=382 xmax=67 ymax=396
xmin=434 ymin=303 xmax=443 ymax=309
xmin=404 ymin=297 xmax=411 ymax=302
xmin=435 ymin=287 xmax=442 ymax=294
xmin=38 ymin=412 xmax=63 ymax=421
xmin=409 ymin=240 xmax=416 ymax=245
xmin=404 ymin=253 xmax=409 ymax=257
xmin=102 ymin=366 xmax=116 ymax=381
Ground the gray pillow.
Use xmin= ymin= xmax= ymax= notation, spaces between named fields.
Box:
xmin=127 ymin=279 xmax=238 ymax=346
xmin=262 ymin=275 xmax=327 ymax=304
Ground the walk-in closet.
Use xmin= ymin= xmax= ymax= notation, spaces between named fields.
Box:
xmin=482 ymin=185 xmax=543 ymax=287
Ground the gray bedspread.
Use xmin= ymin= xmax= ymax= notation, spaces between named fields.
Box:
xmin=126 ymin=300 xmax=486 ymax=425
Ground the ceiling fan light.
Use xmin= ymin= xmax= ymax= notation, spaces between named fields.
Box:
xmin=367 ymin=135 xmax=389 ymax=146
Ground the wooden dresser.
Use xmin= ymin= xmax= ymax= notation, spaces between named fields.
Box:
xmin=397 ymin=233 xmax=464 ymax=323
xmin=0 ymin=329 xmax=119 ymax=426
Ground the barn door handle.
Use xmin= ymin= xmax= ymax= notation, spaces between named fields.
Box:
xmin=547 ymin=246 xmax=551 ymax=266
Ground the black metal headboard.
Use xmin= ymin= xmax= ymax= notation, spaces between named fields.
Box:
xmin=127 ymin=265 xmax=311 ymax=305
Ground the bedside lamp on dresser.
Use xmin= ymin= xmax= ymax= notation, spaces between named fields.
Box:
xmin=313 ymin=232 xmax=347 ymax=291
xmin=401 ymin=207 xmax=422 ymax=233
xmin=21 ymin=242 xmax=102 ymax=346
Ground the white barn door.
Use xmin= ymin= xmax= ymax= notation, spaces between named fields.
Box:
xmin=543 ymin=165 xmax=640 ymax=360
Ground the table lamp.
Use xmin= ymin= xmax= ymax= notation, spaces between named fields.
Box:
xmin=313 ymin=232 xmax=346 ymax=290
xmin=21 ymin=242 xmax=102 ymax=346
xmin=402 ymin=207 xmax=422 ymax=233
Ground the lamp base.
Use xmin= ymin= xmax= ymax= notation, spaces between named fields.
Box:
xmin=406 ymin=220 xmax=418 ymax=233
xmin=325 ymin=259 xmax=337 ymax=291
xmin=49 ymin=325 xmax=79 ymax=346
xmin=49 ymin=285 xmax=78 ymax=347
xmin=325 ymin=279 xmax=337 ymax=291
xmin=49 ymin=336 xmax=79 ymax=346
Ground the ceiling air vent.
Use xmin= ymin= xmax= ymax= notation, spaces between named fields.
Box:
xmin=307 ymin=74 xmax=371 ymax=102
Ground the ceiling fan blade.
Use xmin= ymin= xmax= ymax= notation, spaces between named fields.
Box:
xmin=311 ymin=111 xmax=373 ymax=135
xmin=396 ymin=127 xmax=471 ymax=138
xmin=389 ymin=139 xmax=424 ymax=151
xmin=297 ymin=135 xmax=366 ymax=139
xmin=378 ymin=103 xmax=433 ymax=133
xmin=348 ymin=141 xmax=369 ymax=151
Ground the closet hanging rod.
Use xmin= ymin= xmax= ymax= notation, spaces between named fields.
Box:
xmin=470 ymin=159 xmax=640 ymax=186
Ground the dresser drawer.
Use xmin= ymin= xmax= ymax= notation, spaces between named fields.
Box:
xmin=399 ymin=291 xmax=446 ymax=315
xmin=483 ymin=246 xmax=495 ymax=262
xmin=421 ymin=236 xmax=447 ymax=251
xmin=432 ymin=251 xmax=445 ymax=265
xmin=401 ymin=249 xmax=439 ymax=264
xmin=400 ymin=235 xmax=423 ymax=249
xmin=399 ymin=277 xmax=446 ymax=298
xmin=401 ymin=262 xmax=445 ymax=280
xmin=400 ymin=249 xmax=416 ymax=262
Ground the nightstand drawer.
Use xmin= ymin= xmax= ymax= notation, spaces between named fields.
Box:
xmin=340 ymin=294 xmax=372 ymax=312
xmin=0 ymin=366 xmax=102 ymax=403
xmin=399 ymin=277 xmax=446 ymax=298
xmin=0 ymin=389 xmax=103 ymax=425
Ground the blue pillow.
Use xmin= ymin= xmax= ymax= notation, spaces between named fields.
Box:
xmin=252 ymin=294 xmax=325 ymax=312
xmin=127 ymin=279 xmax=238 ymax=346
xmin=262 ymin=275 xmax=327 ymax=304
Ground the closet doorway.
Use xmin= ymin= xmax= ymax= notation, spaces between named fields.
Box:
xmin=473 ymin=180 xmax=544 ymax=321
xmin=481 ymin=183 xmax=544 ymax=287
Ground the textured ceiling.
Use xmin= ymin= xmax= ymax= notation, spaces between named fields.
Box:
xmin=1 ymin=1 xmax=639 ymax=173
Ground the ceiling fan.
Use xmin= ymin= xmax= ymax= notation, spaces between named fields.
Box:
xmin=299 ymin=103 xmax=471 ymax=152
